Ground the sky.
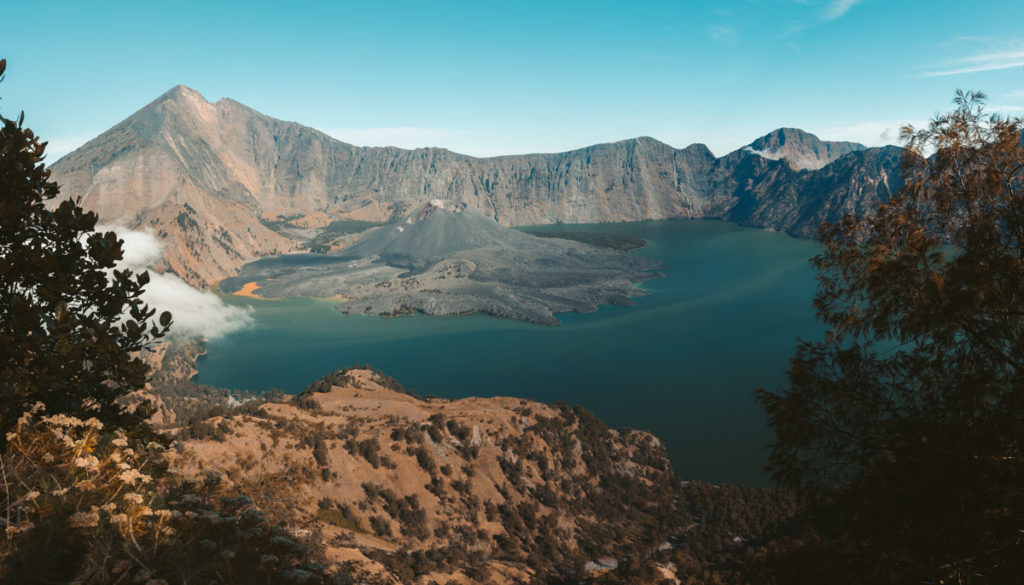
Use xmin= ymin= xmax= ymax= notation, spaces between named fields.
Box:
xmin=2 ymin=0 xmax=1023 ymax=160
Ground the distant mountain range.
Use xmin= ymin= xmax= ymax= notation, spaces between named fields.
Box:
xmin=51 ymin=85 xmax=903 ymax=287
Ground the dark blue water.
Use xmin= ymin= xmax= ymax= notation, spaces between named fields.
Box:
xmin=195 ymin=220 xmax=824 ymax=486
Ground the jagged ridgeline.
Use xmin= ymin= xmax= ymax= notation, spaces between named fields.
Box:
xmin=51 ymin=86 xmax=902 ymax=289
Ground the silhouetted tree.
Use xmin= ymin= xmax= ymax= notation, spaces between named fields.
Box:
xmin=0 ymin=58 xmax=171 ymax=445
xmin=757 ymin=91 xmax=1024 ymax=583
xmin=0 ymin=59 xmax=357 ymax=585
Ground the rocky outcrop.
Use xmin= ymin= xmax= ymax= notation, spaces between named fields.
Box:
xmin=51 ymin=86 xmax=903 ymax=287
xmin=716 ymin=144 xmax=904 ymax=237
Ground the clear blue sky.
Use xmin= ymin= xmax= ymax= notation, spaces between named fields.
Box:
xmin=2 ymin=0 xmax=1023 ymax=159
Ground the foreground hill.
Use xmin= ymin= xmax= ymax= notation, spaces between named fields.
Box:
xmin=169 ymin=367 xmax=685 ymax=583
xmin=51 ymin=86 xmax=902 ymax=287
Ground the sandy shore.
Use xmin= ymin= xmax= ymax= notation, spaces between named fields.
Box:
xmin=233 ymin=281 xmax=263 ymax=298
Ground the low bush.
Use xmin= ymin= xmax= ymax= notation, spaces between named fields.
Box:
xmin=0 ymin=405 xmax=347 ymax=584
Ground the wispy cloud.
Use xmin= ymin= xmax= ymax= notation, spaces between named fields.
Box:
xmin=140 ymin=272 xmax=254 ymax=340
xmin=990 ymin=104 xmax=1024 ymax=114
xmin=99 ymin=225 xmax=254 ymax=340
xmin=920 ymin=50 xmax=1024 ymax=77
xmin=319 ymin=126 xmax=472 ymax=150
xmin=708 ymin=25 xmax=738 ymax=45
xmin=782 ymin=0 xmax=864 ymax=38
xmin=951 ymin=35 xmax=995 ymax=45
xmin=810 ymin=118 xmax=930 ymax=148
xmin=823 ymin=0 xmax=862 ymax=21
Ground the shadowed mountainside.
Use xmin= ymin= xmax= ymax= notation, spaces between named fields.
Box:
xmin=742 ymin=127 xmax=865 ymax=171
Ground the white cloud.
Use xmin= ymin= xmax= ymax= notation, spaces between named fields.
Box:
xmin=318 ymin=126 xmax=472 ymax=150
xmin=990 ymin=104 xmax=1024 ymax=114
xmin=742 ymin=146 xmax=785 ymax=161
xmin=823 ymin=0 xmax=862 ymax=21
xmin=140 ymin=271 xmax=253 ymax=340
xmin=780 ymin=0 xmax=863 ymax=37
xmin=114 ymin=227 xmax=164 ymax=267
xmin=708 ymin=25 xmax=738 ymax=45
xmin=920 ymin=50 xmax=1024 ymax=78
xmin=808 ymin=119 xmax=930 ymax=148
xmin=97 ymin=225 xmax=253 ymax=340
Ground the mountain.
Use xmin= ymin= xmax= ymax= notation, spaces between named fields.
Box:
xmin=343 ymin=200 xmax=530 ymax=271
xmin=743 ymin=127 xmax=866 ymax=170
xmin=51 ymin=86 xmax=298 ymax=285
xmin=718 ymin=142 xmax=903 ymax=237
xmin=51 ymin=86 xmax=903 ymax=287
xmin=218 ymin=200 xmax=661 ymax=325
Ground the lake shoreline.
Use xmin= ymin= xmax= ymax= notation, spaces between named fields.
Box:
xmin=195 ymin=219 xmax=824 ymax=486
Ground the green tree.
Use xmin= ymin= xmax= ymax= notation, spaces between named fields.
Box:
xmin=757 ymin=91 xmax=1024 ymax=583
xmin=0 ymin=58 xmax=171 ymax=445
xmin=0 ymin=59 xmax=347 ymax=584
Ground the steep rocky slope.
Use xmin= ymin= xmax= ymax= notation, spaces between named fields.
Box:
xmin=169 ymin=367 xmax=684 ymax=584
xmin=51 ymin=86 xmax=903 ymax=287
xmin=715 ymin=144 xmax=903 ymax=237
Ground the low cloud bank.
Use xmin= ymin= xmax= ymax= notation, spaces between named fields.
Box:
xmin=140 ymin=272 xmax=253 ymax=339
xmin=97 ymin=225 xmax=253 ymax=340
xmin=741 ymin=146 xmax=785 ymax=161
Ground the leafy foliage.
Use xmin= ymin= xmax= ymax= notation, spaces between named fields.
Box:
xmin=0 ymin=59 xmax=347 ymax=584
xmin=757 ymin=91 xmax=1024 ymax=583
xmin=0 ymin=58 xmax=170 ymax=445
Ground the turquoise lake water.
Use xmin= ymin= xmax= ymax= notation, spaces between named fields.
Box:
xmin=195 ymin=220 xmax=824 ymax=486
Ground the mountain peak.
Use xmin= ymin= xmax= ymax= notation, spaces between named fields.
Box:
xmin=744 ymin=128 xmax=865 ymax=171
xmin=129 ymin=84 xmax=219 ymax=129
xmin=157 ymin=84 xmax=207 ymax=104
xmin=759 ymin=127 xmax=817 ymax=144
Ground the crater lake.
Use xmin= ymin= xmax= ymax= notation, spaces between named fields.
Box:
xmin=195 ymin=219 xmax=824 ymax=486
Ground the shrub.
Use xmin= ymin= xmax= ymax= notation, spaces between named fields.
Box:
xmin=0 ymin=405 xmax=345 ymax=584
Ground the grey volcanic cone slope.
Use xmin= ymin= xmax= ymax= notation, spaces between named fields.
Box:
xmin=220 ymin=201 xmax=660 ymax=325
xmin=342 ymin=201 xmax=517 ymax=270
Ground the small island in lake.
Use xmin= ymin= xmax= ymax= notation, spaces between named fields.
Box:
xmin=219 ymin=200 xmax=662 ymax=325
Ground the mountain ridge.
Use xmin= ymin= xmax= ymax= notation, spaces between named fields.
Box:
xmin=51 ymin=85 xmax=902 ymax=287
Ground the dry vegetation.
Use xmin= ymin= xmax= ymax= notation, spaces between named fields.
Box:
xmin=162 ymin=367 xmax=691 ymax=584
xmin=0 ymin=404 xmax=345 ymax=584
